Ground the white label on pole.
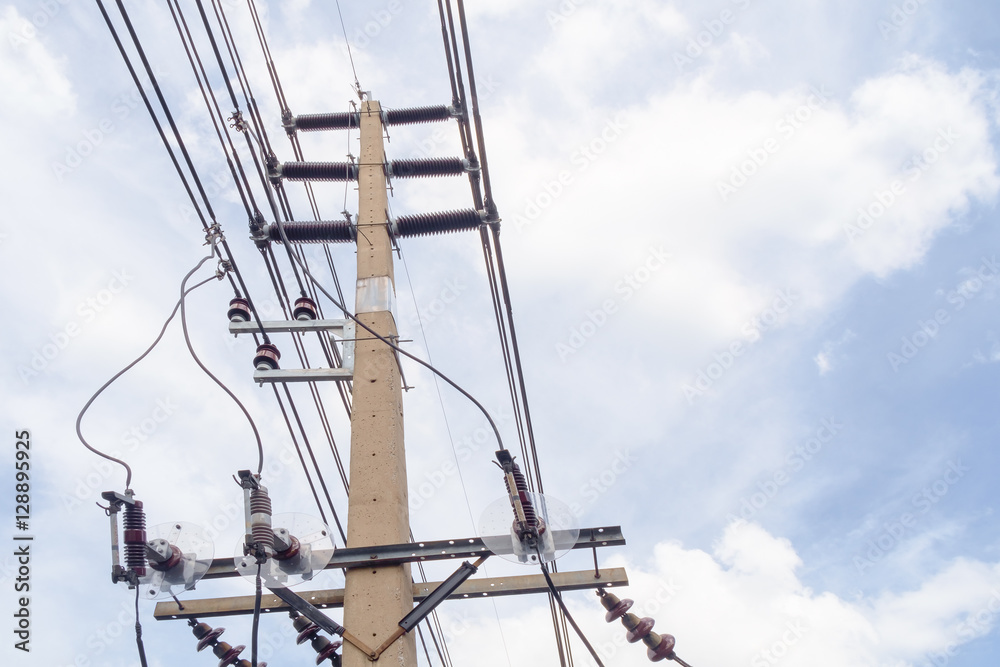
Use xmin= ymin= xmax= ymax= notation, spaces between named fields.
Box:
xmin=356 ymin=276 xmax=397 ymax=319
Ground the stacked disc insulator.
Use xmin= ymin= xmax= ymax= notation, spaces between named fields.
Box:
xmin=597 ymin=589 xmax=681 ymax=663
xmin=188 ymin=619 xmax=265 ymax=667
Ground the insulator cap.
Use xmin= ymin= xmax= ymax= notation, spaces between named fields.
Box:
xmin=147 ymin=542 xmax=183 ymax=572
xmin=254 ymin=344 xmax=280 ymax=371
xmin=228 ymin=298 xmax=251 ymax=322
xmin=293 ymin=297 xmax=318 ymax=321
xmin=647 ymin=633 xmax=676 ymax=662
xmin=197 ymin=626 xmax=225 ymax=652
xmin=296 ymin=622 xmax=321 ymax=645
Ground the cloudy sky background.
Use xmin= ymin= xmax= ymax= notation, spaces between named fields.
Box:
xmin=2 ymin=0 xmax=1000 ymax=666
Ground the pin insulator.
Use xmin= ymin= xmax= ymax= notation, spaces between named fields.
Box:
xmin=253 ymin=344 xmax=280 ymax=371
xmin=293 ymin=297 xmax=318 ymax=321
xmin=228 ymin=298 xmax=251 ymax=322
xmin=123 ymin=500 xmax=147 ymax=578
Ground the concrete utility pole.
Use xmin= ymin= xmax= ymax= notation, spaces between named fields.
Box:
xmin=341 ymin=99 xmax=418 ymax=667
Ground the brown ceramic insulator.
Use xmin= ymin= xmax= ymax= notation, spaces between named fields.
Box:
xmin=293 ymin=297 xmax=319 ymax=321
xmin=315 ymin=640 xmax=343 ymax=664
xmin=123 ymin=501 xmax=147 ymax=577
xmin=197 ymin=627 xmax=225 ymax=651
xmin=292 ymin=615 xmax=312 ymax=632
xmin=214 ymin=641 xmax=245 ymax=666
xmin=189 ymin=620 xmax=213 ymax=639
xmin=228 ymin=298 xmax=252 ymax=322
xmin=253 ymin=343 xmax=281 ymax=370
xmin=646 ymin=633 xmax=676 ymax=662
xmin=148 ymin=544 xmax=183 ymax=572
xmin=621 ymin=612 xmax=643 ymax=633
xmin=626 ymin=617 xmax=656 ymax=643
xmin=235 ymin=660 xmax=266 ymax=667
xmin=605 ymin=598 xmax=634 ymax=623
xmin=274 ymin=534 xmax=302 ymax=561
xmin=296 ymin=622 xmax=321 ymax=645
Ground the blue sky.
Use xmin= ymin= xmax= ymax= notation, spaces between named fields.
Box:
xmin=1 ymin=1 xmax=999 ymax=666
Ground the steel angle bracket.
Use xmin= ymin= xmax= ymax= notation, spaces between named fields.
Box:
xmin=229 ymin=318 xmax=356 ymax=382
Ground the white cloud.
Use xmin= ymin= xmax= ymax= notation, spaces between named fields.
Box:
xmin=446 ymin=523 xmax=1000 ymax=667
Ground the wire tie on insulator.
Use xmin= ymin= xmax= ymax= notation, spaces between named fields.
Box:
xmin=229 ymin=110 xmax=247 ymax=133
xmin=205 ymin=223 xmax=225 ymax=247
xmin=216 ymin=260 xmax=232 ymax=280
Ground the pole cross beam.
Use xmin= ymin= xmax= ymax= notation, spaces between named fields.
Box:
xmin=152 ymin=567 xmax=630 ymax=621
xmin=199 ymin=526 xmax=626 ymax=580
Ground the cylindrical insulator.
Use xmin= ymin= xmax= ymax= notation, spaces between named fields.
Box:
xmin=293 ymin=297 xmax=318 ymax=321
xmin=384 ymin=105 xmax=452 ymax=126
xmin=228 ymin=298 xmax=251 ymax=322
xmin=503 ymin=461 xmax=538 ymax=529
xmin=389 ymin=157 xmax=467 ymax=179
xmin=626 ymin=617 xmax=656 ymax=643
xmin=293 ymin=112 xmax=360 ymax=132
xmin=254 ymin=344 xmax=280 ymax=371
xmin=646 ymin=633 xmax=676 ymax=662
xmin=268 ymin=221 xmax=354 ymax=244
xmin=279 ymin=162 xmax=358 ymax=182
xmin=123 ymin=501 xmax=147 ymax=577
xmin=394 ymin=209 xmax=482 ymax=238
xmin=250 ymin=487 xmax=275 ymax=555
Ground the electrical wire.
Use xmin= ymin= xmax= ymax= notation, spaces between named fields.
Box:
xmin=538 ymin=559 xmax=606 ymax=667
xmin=271 ymin=216 xmax=508 ymax=454
xmin=179 ymin=252 xmax=265 ymax=474
xmin=75 ymin=258 xmax=218 ymax=489
xmin=251 ymin=565 xmax=262 ymax=667
xmin=134 ymin=585 xmax=150 ymax=667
